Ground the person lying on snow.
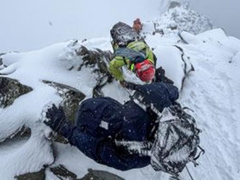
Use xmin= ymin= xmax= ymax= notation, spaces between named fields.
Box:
xmin=109 ymin=22 xmax=156 ymax=86
xmin=44 ymin=82 xmax=179 ymax=171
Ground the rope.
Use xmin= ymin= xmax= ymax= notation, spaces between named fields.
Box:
xmin=186 ymin=166 xmax=194 ymax=180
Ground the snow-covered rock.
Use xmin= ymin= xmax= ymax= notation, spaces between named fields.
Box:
xmin=0 ymin=77 xmax=32 ymax=109
xmin=141 ymin=1 xmax=213 ymax=37
xmin=0 ymin=8 xmax=240 ymax=180
xmin=0 ymin=41 xmax=120 ymax=179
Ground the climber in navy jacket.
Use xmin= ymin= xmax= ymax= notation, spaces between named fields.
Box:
xmin=44 ymin=82 xmax=179 ymax=171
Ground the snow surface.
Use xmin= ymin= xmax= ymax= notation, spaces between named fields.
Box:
xmin=179 ymin=29 xmax=240 ymax=180
xmin=0 ymin=4 xmax=240 ymax=180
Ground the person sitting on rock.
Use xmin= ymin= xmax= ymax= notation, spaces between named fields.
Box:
xmin=43 ymin=82 xmax=179 ymax=171
xmin=109 ymin=22 xmax=155 ymax=86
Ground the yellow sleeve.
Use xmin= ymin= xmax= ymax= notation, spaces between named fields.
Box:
xmin=145 ymin=47 xmax=155 ymax=64
xmin=109 ymin=56 xmax=126 ymax=81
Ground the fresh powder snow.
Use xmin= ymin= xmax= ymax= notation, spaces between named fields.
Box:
xmin=0 ymin=2 xmax=240 ymax=180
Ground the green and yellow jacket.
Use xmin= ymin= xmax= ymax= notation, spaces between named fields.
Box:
xmin=109 ymin=41 xmax=155 ymax=81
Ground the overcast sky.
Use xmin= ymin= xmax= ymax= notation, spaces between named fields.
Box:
xmin=189 ymin=0 xmax=240 ymax=38
xmin=0 ymin=0 xmax=239 ymax=52
xmin=0 ymin=0 xmax=161 ymax=52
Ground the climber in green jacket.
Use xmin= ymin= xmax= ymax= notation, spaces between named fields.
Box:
xmin=109 ymin=22 xmax=155 ymax=86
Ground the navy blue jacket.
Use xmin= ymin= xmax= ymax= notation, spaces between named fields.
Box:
xmin=58 ymin=82 xmax=179 ymax=171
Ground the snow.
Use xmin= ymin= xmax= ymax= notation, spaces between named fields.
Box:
xmin=148 ymin=2 xmax=213 ymax=35
xmin=0 ymin=2 xmax=240 ymax=180
xmin=0 ymin=127 xmax=53 ymax=179
xmin=154 ymin=46 xmax=185 ymax=89
xmin=179 ymin=29 xmax=240 ymax=180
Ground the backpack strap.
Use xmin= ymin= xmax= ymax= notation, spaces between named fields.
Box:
xmin=123 ymin=57 xmax=127 ymax=65
xmin=115 ymin=48 xmax=146 ymax=64
xmin=122 ymin=56 xmax=134 ymax=70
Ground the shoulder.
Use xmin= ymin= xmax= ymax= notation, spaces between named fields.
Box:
xmin=127 ymin=41 xmax=148 ymax=49
xmin=109 ymin=56 xmax=126 ymax=68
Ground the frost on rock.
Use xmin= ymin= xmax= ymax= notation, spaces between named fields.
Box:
xmin=0 ymin=77 xmax=33 ymax=108
xmin=0 ymin=36 xmax=196 ymax=179
xmin=15 ymin=168 xmax=45 ymax=180
xmin=142 ymin=2 xmax=213 ymax=36
xmin=60 ymin=40 xmax=113 ymax=74
xmin=0 ymin=126 xmax=31 ymax=144
xmin=42 ymin=80 xmax=86 ymax=122
xmin=59 ymin=40 xmax=114 ymax=97
xmin=49 ymin=165 xmax=125 ymax=180
xmin=81 ymin=169 xmax=125 ymax=180
xmin=77 ymin=45 xmax=114 ymax=97
xmin=0 ymin=11 xmax=239 ymax=179
xmin=0 ymin=39 xmax=125 ymax=179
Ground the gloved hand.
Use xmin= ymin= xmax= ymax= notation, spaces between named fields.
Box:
xmin=44 ymin=104 xmax=66 ymax=132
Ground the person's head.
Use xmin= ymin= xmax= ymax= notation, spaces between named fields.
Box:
xmin=135 ymin=60 xmax=155 ymax=82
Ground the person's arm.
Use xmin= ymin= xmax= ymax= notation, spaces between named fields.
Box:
xmin=44 ymin=104 xmax=149 ymax=170
xmin=58 ymin=123 xmax=104 ymax=162
xmin=59 ymin=124 xmax=147 ymax=170
xmin=109 ymin=56 xmax=126 ymax=81
xmin=45 ymin=117 xmax=111 ymax=165
xmin=163 ymin=83 xmax=179 ymax=102
xmin=43 ymin=104 xmax=112 ymax=162
xmin=145 ymin=47 xmax=155 ymax=65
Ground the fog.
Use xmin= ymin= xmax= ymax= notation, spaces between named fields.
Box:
xmin=0 ymin=0 xmax=239 ymax=52
xmin=0 ymin=0 xmax=161 ymax=52
xmin=190 ymin=0 xmax=240 ymax=38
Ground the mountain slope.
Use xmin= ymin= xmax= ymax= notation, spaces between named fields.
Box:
xmin=0 ymin=4 xmax=240 ymax=180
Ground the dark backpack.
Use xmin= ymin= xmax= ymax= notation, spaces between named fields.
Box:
xmin=115 ymin=47 xmax=146 ymax=65
xmin=150 ymin=104 xmax=203 ymax=177
xmin=110 ymin=22 xmax=141 ymax=46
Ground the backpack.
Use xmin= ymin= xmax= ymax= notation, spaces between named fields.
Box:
xmin=150 ymin=104 xmax=204 ymax=177
xmin=114 ymin=47 xmax=146 ymax=67
xmin=110 ymin=22 xmax=141 ymax=46
xmin=114 ymin=47 xmax=155 ymax=82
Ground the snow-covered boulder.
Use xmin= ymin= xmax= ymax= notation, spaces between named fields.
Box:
xmin=141 ymin=2 xmax=213 ymax=37
xmin=0 ymin=40 xmax=118 ymax=179
xmin=0 ymin=77 xmax=32 ymax=109
xmin=0 ymin=36 xmax=190 ymax=179
xmin=0 ymin=17 xmax=239 ymax=180
xmin=42 ymin=80 xmax=85 ymax=121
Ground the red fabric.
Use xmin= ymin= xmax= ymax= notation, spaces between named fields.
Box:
xmin=135 ymin=60 xmax=155 ymax=82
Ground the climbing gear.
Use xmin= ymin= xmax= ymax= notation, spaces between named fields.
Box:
xmin=150 ymin=104 xmax=204 ymax=176
xmin=115 ymin=47 xmax=154 ymax=82
xmin=135 ymin=60 xmax=155 ymax=82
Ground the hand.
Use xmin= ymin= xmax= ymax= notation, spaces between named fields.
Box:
xmin=44 ymin=104 xmax=66 ymax=132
